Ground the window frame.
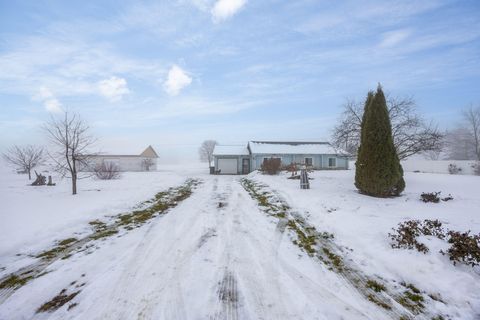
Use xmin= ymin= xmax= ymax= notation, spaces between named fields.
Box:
xmin=263 ymin=156 xmax=282 ymax=163
xmin=328 ymin=157 xmax=337 ymax=168
xmin=304 ymin=157 xmax=313 ymax=166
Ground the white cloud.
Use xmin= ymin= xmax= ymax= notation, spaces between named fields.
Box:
xmin=379 ymin=29 xmax=412 ymax=48
xmin=44 ymin=98 xmax=63 ymax=113
xmin=98 ymin=76 xmax=130 ymax=101
xmin=163 ymin=65 xmax=192 ymax=96
xmin=33 ymin=86 xmax=63 ymax=113
xmin=211 ymin=0 xmax=246 ymax=22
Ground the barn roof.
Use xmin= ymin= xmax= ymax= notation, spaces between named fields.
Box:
xmin=88 ymin=145 xmax=159 ymax=158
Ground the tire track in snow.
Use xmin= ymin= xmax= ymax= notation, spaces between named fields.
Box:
xmin=209 ymin=179 xmax=377 ymax=320
xmin=89 ymin=177 xmax=239 ymax=320
xmin=97 ymin=179 xmax=220 ymax=320
xmin=241 ymin=178 xmax=434 ymax=320
xmin=3 ymin=176 xmax=401 ymax=319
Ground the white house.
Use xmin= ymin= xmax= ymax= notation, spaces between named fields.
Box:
xmin=84 ymin=145 xmax=159 ymax=172
xmin=213 ymin=141 xmax=349 ymax=174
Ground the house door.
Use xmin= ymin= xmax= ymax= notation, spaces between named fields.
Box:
xmin=242 ymin=158 xmax=250 ymax=174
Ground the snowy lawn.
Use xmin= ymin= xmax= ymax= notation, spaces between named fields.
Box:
xmin=251 ymin=170 xmax=480 ymax=318
xmin=0 ymin=165 xmax=202 ymax=274
xmin=1 ymin=165 xmax=479 ymax=319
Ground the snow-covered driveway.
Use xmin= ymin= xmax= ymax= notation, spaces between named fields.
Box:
xmin=1 ymin=175 xmax=383 ymax=320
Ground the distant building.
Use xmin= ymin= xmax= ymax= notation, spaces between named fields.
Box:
xmin=213 ymin=141 xmax=349 ymax=174
xmin=83 ymin=145 xmax=159 ymax=172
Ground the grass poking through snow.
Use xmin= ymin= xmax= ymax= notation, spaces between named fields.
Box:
xmin=241 ymin=178 xmax=448 ymax=320
xmin=0 ymin=179 xmax=201 ymax=298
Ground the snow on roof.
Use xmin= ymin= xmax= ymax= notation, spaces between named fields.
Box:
xmin=248 ymin=141 xmax=344 ymax=155
xmin=213 ymin=145 xmax=250 ymax=156
xmin=88 ymin=146 xmax=159 ymax=158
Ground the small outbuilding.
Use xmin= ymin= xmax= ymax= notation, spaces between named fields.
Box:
xmin=213 ymin=141 xmax=349 ymax=175
xmin=83 ymin=145 xmax=159 ymax=172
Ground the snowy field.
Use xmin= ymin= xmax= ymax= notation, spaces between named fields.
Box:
xmin=0 ymin=165 xmax=479 ymax=319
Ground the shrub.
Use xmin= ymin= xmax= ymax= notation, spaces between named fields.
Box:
xmin=442 ymin=231 xmax=480 ymax=267
xmin=420 ymin=219 xmax=445 ymax=239
xmin=355 ymin=86 xmax=405 ymax=197
xmin=442 ymin=194 xmax=453 ymax=202
xmin=420 ymin=192 xmax=440 ymax=203
xmin=448 ymin=163 xmax=462 ymax=174
xmin=260 ymin=158 xmax=281 ymax=175
xmin=389 ymin=220 xmax=428 ymax=253
xmin=389 ymin=219 xmax=446 ymax=253
xmin=94 ymin=162 xmax=121 ymax=180
xmin=420 ymin=192 xmax=453 ymax=203
xmin=471 ymin=161 xmax=480 ymax=176
xmin=390 ymin=220 xmax=480 ymax=268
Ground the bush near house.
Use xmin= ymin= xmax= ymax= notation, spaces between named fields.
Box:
xmin=94 ymin=162 xmax=121 ymax=180
xmin=260 ymin=158 xmax=281 ymax=175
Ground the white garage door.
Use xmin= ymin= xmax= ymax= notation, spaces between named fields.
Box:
xmin=218 ymin=158 xmax=238 ymax=174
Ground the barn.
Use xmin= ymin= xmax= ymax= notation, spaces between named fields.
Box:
xmin=83 ymin=145 xmax=159 ymax=172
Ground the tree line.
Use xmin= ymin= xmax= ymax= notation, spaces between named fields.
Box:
xmin=332 ymin=94 xmax=480 ymax=161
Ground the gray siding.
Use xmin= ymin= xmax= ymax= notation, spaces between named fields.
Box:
xmin=252 ymin=154 xmax=348 ymax=170
xmin=214 ymin=153 xmax=348 ymax=174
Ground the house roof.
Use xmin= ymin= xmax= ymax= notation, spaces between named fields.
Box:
xmin=140 ymin=145 xmax=159 ymax=158
xmin=88 ymin=145 xmax=159 ymax=158
xmin=248 ymin=141 xmax=344 ymax=155
xmin=213 ymin=145 xmax=250 ymax=156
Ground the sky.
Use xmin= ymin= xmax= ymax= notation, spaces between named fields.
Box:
xmin=0 ymin=0 xmax=479 ymax=162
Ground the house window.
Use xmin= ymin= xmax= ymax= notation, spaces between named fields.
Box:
xmin=304 ymin=157 xmax=313 ymax=166
xmin=263 ymin=157 xmax=281 ymax=163
xmin=328 ymin=158 xmax=336 ymax=167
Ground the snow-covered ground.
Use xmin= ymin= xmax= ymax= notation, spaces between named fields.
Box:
xmin=0 ymin=165 xmax=479 ymax=319
xmin=251 ymin=170 xmax=480 ymax=319
xmin=0 ymin=165 xmax=197 ymax=273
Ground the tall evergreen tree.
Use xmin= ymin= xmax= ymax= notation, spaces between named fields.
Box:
xmin=355 ymin=85 xmax=405 ymax=197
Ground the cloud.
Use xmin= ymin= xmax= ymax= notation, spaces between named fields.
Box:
xmin=44 ymin=99 xmax=63 ymax=113
xmin=33 ymin=86 xmax=63 ymax=113
xmin=379 ymin=29 xmax=411 ymax=48
xmin=211 ymin=0 xmax=246 ymax=22
xmin=163 ymin=65 xmax=192 ymax=96
xmin=98 ymin=76 xmax=130 ymax=101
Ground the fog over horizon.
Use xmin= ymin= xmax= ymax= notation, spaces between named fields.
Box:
xmin=1 ymin=1 xmax=479 ymax=162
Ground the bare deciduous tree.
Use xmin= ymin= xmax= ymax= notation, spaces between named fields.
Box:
xmin=446 ymin=105 xmax=480 ymax=160
xmin=142 ymin=158 xmax=155 ymax=171
xmin=2 ymin=145 xmax=44 ymax=180
xmin=199 ymin=140 xmax=217 ymax=167
xmin=44 ymin=112 xmax=96 ymax=195
xmin=332 ymin=95 xmax=443 ymax=159
xmin=94 ymin=162 xmax=121 ymax=180
xmin=464 ymin=106 xmax=480 ymax=160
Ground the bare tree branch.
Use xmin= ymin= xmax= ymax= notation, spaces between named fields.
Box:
xmin=43 ymin=111 xmax=96 ymax=195
xmin=332 ymin=95 xmax=443 ymax=159
xmin=199 ymin=140 xmax=217 ymax=167
xmin=142 ymin=158 xmax=155 ymax=171
xmin=2 ymin=145 xmax=45 ymax=180
xmin=446 ymin=105 xmax=480 ymax=160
